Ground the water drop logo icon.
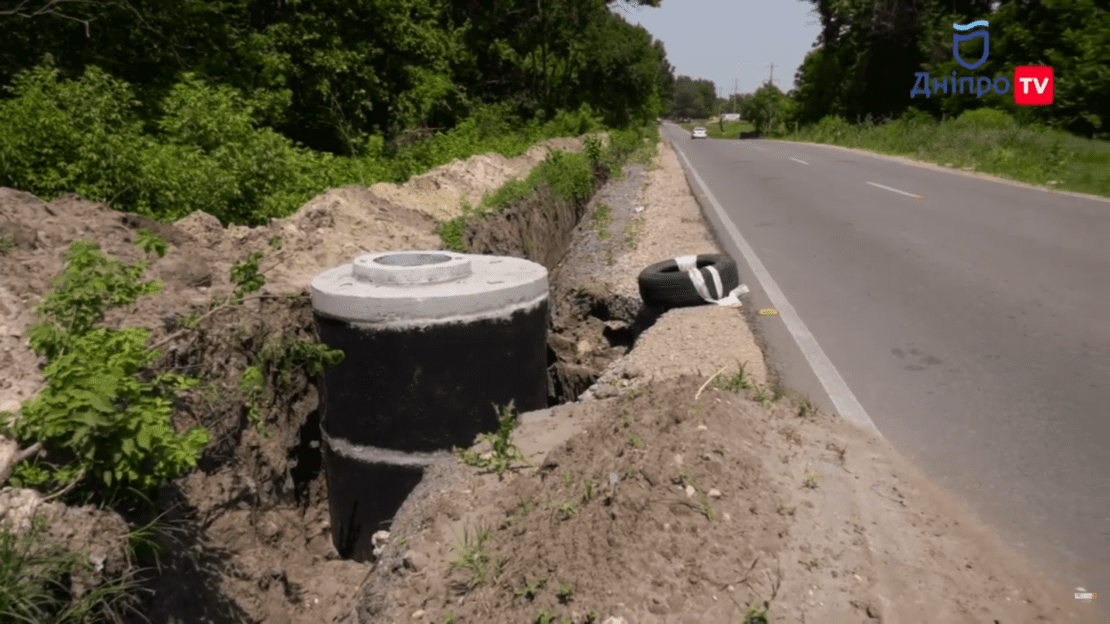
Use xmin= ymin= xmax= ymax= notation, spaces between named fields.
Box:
xmin=953 ymin=21 xmax=990 ymax=70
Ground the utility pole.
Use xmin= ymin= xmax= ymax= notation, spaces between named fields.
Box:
xmin=733 ymin=78 xmax=738 ymax=113
xmin=767 ymin=62 xmax=776 ymax=85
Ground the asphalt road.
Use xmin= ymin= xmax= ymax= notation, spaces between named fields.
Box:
xmin=662 ymin=123 xmax=1110 ymax=610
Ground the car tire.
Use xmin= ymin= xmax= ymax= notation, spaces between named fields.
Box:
xmin=638 ymin=254 xmax=741 ymax=308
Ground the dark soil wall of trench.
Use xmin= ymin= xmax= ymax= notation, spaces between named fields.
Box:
xmin=460 ymin=162 xmax=631 ymax=405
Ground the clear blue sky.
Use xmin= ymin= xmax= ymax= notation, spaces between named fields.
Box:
xmin=618 ymin=0 xmax=822 ymax=98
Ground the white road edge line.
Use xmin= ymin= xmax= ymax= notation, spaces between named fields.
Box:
xmin=788 ymin=157 xmax=809 ymax=165
xmin=673 ymin=141 xmax=881 ymax=436
xmin=867 ymin=181 xmax=923 ymax=199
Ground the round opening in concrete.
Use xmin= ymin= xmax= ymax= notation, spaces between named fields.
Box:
xmin=374 ymin=253 xmax=451 ymax=267
xmin=351 ymin=251 xmax=472 ymax=285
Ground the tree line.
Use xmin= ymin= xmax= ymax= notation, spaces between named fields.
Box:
xmin=666 ymin=0 xmax=1107 ymax=139
xmin=0 ymin=0 xmax=674 ymax=157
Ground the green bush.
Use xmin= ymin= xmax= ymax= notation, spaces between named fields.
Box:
xmin=0 ymin=59 xmax=386 ymax=227
xmin=537 ymin=149 xmax=593 ymax=206
xmin=0 ymin=57 xmax=147 ymax=205
xmin=953 ymin=107 xmax=1017 ymax=131
xmin=3 ymin=240 xmax=208 ymax=503
xmin=0 ymin=58 xmax=612 ymax=229
xmin=900 ymin=107 xmax=936 ymax=126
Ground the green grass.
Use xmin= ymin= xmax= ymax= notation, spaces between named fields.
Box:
xmin=741 ymin=599 xmax=771 ymax=624
xmin=591 ymin=202 xmax=613 ymax=239
xmin=0 ymin=513 xmax=145 ymax=623
xmin=623 ymin=215 xmax=645 ymax=250
xmin=514 ymin=575 xmax=548 ymax=600
xmin=448 ymin=523 xmax=500 ymax=588
xmin=804 ymin=471 xmax=821 ymax=489
xmin=776 ymin=110 xmax=1110 ymax=198
xmin=556 ymin=581 xmax=574 ymax=603
xmin=0 ymin=232 xmax=17 ymax=254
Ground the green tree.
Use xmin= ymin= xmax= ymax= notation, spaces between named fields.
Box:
xmin=744 ymin=82 xmax=794 ymax=135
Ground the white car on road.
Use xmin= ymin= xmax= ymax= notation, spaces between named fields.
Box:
xmin=691 ymin=127 xmax=708 ymax=139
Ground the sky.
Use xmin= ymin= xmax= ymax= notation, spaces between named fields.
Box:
xmin=617 ymin=0 xmax=822 ymax=99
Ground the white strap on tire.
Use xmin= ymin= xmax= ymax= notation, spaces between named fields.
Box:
xmin=675 ymin=255 xmax=749 ymax=306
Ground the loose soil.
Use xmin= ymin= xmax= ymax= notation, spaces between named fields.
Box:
xmin=0 ymin=132 xmax=1099 ymax=624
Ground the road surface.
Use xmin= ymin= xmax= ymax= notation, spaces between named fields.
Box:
xmin=665 ymin=122 xmax=1110 ymax=612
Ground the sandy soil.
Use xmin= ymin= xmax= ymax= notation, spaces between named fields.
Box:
xmin=0 ymin=131 xmax=1100 ymax=624
xmin=0 ymin=135 xmax=592 ymax=624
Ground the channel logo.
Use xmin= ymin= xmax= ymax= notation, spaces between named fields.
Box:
xmin=953 ymin=20 xmax=990 ymax=70
xmin=910 ymin=21 xmax=1054 ymax=106
xmin=1014 ymin=66 xmax=1054 ymax=105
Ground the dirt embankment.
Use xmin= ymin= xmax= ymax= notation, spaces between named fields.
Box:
xmin=0 ymin=130 xmax=1099 ymax=624
xmin=0 ymin=134 xmax=603 ymax=624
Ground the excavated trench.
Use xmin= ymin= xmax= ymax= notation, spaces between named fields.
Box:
xmin=278 ymin=158 xmax=657 ymax=527
xmin=122 ymin=157 xmax=661 ymax=622
xmin=445 ymin=160 xmax=659 ymax=406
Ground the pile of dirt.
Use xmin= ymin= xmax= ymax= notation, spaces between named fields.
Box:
xmin=368 ymin=135 xmax=594 ymax=224
xmin=0 ymin=133 xmax=604 ymax=624
xmin=360 ymin=373 xmax=1087 ymax=623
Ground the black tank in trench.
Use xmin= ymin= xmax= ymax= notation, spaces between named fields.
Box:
xmin=313 ymin=252 xmax=549 ymax=562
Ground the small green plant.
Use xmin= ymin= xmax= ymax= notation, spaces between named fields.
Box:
xmin=591 ymin=202 xmax=612 ymax=239
xmin=551 ymin=500 xmax=577 ymax=519
xmin=448 ymin=524 xmax=498 ymax=588
xmin=715 ymin=361 xmax=753 ymax=392
xmin=515 ymin=575 xmax=548 ymax=600
xmin=238 ymin=365 xmax=268 ymax=437
xmin=0 ymin=513 xmax=143 ymax=623
xmin=771 ymin=381 xmax=788 ymax=402
xmin=619 ymin=408 xmax=631 ymax=426
xmin=627 ymin=432 xmax=644 ymax=449
xmin=741 ymin=599 xmax=771 ymax=624
xmin=777 ymin=504 xmax=795 ymax=516
xmin=796 ymin=395 xmax=817 ymax=418
xmin=4 ymin=240 xmax=208 ymax=503
xmin=562 ymin=472 xmax=574 ymax=489
xmin=502 ymin=499 xmax=537 ymax=528
xmin=457 ymin=400 xmax=531 ymax=475
xmin=133 ymin=228 xmax=168 ymax=258
xmin=622 ymin=387 xmax=645 ymax=400
xmin=441 ymin=612 xmax=456 ymax=624
xmin=802 ymin=558 xmax=818 ymax=571
xmin=583 ymin=133 xmax=605 ymax=167
xmin=699 ymin=495 xmax=715 ymax=522
xmin=605 ymin=248 xmax=614 ymax=265
xmin=675 ymin=470 xmax=714 ymax=521
xmin=585 ymin=610 xmax=599 ymax=622
xmin=677 ymin=469 xmax=693 ymax=488
xmin=226 ymin=249 xmax=265 ymax=305
xmin=556 ymin=581 xmax=574 ymax=603
xmin=0 ymin=232 xmax=16 ymax=254
xmin=182 ymin=311 xmax=202 ymax=330
xmin=438 ymin=216 xmax=467 ymax=251
xmin=623 ymin=215 xmax=645 ymax=250
xmin=751 ymin=383 xmax=772 ymax=407
xmin=581 ymin=478 xmax=597 ymax=503
xmin=534 ymin=605 xmax=556 ymax=624
xmin=804 ymin=471 xmax=821 ymax=489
